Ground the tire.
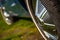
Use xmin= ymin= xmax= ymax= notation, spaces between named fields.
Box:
xmin=0 ymin=7 xmax=13 ymax=25
xmin=26 ymin=0 xmax=58 ymax=40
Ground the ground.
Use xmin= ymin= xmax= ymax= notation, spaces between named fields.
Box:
xmin=0 ymin=13 xmax=44 ymax=40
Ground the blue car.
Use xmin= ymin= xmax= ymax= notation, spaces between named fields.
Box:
xmin=0 ymin=0 xmax=29 ymax=25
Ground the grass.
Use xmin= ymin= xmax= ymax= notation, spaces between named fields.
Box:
xmin=0 ymin=13 xmax=43 ymax=40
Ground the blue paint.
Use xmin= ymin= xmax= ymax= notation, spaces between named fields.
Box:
xmin=0 ymin=0 xmax=29 ymax=17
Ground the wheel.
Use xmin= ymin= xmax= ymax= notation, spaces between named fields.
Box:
xmin=26 ymin=0 xmax=58 ymax=40
xmin=0 ymin=7 xmax=13 ymax=25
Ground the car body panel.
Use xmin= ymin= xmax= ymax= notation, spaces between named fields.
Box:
xmin=0 ymin=0 xmax=30 ymax=17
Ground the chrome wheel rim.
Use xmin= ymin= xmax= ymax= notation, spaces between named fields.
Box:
xmin=26 ymin=0 xmax=57 ymax=40
xmin=0 ymin=7 xmax=13 ymax=25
